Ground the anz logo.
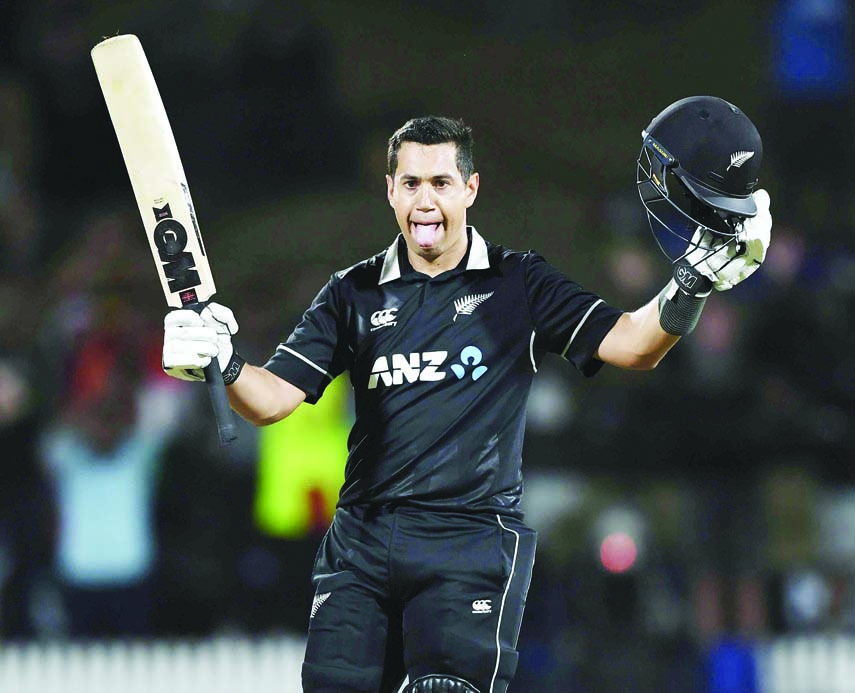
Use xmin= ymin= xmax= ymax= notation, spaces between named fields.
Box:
xmin=368 ymin=345 xmax=489 ymax=389
xmin=450 ymin=346 xmax=488 ymax=381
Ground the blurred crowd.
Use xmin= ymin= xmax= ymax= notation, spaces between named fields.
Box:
xmin=0 ymin=1 xmax=853 ymax=691
xmin=0 ymin=0 xmax=359 ymax=644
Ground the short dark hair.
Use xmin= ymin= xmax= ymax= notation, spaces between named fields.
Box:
xmin=387 ymin=116 xmax=475 ymax=180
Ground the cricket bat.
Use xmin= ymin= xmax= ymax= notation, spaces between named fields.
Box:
xmin=91 ymin=34 xmax=237 ymax=445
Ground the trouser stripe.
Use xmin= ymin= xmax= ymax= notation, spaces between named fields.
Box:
xmin=490 ymin=515 xmax=520 ymax=693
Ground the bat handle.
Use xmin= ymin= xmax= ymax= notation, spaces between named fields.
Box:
xmin=203 ymin=360 xmax=238 ymax=445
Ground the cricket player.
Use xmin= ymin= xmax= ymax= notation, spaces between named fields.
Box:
xmin=162 ymin=98 xmax=772 ymax=692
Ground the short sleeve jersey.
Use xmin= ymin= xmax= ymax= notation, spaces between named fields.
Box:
xmin=264 ymin=228 xmax=622 ymax=516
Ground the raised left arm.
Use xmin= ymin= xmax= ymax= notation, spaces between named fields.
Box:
xmin=596 ymin=189 xmax=771 ymax=371
xmin=595 ymin=299 xmax=679 ymax=370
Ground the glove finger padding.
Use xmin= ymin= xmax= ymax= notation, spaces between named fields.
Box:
xmin=163 ymin=308 xmax=220 ymax=381
xmin=199 ymin=302 xmax=238 ymax=371
xmin=162 ymin=338 xmax=216 ymax=381
xmin=687 ymin=189 xmax=772 ymax=291
xmin=737 ymin=189 xmax=771 ymax=263
xmin=202 ymin=302 xmax=239 ymax=335
xmin=165 ymin=308 xmax=204 ymax=329
xmin=162 ymin=303 xmax=241 ymax=381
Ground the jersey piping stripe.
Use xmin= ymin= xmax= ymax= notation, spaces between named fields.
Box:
xmin=275 ymin=345 xmax=334 ymax=380
xmin=491 ymin=515 xmax=520 ymax=693
xmin=561 ymin=298 xmax=604 ymax=359
xmin=528 ymin=331 xmax=537 ymax=373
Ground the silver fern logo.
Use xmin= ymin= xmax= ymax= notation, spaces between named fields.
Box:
xmin=311 ymin=592 xmax=331 ymax=619
xmin=453 ymin=292 xmax=494 ymax=322
xmin=727 ymin=151 xmax=754 ymax=170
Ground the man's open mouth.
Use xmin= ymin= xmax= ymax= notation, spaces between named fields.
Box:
xmin=411 ymin=222 xmax=443 ymax=248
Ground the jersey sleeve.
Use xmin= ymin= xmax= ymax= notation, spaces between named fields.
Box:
xmin=524 ymin=252 xmax=623 ymax=377
xmin=263 ymin=276 xmax=349 ymax=404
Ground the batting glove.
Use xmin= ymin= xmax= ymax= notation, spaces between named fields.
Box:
xmin=683 ymin=189 xmax=772 ymax=292
xmin=162 ymin=302 xmax=239 ymax=382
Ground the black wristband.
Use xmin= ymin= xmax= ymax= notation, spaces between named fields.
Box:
xmin=222 ymin=352 xmax=246 ymax=386
xmin=658 ymin=279 xmax=708 ymax=336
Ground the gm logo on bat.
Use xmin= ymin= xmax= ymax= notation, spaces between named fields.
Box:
xmin=152 ymin=203 xmax=201 ymax=297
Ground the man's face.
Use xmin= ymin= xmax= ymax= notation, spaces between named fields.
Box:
xmin=386 ymin=142 xmax=479 ymax=264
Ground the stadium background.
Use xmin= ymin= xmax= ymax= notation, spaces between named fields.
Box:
xmin=0 ymin=0 xmax=853 ymax=691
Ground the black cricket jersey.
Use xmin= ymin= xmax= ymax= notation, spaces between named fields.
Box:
xmin=264 ymin=227 xmax=622 ymax=516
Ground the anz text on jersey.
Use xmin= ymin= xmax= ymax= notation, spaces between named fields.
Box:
xmin=367 ymin=346 xmax=488 ymax=389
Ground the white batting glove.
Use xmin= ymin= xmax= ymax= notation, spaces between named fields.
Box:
xmin=684 ymin=189 xmax=772 ymax=291
xmin=162 ymin=302 xmax=239 ymax=382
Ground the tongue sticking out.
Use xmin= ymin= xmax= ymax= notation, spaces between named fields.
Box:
xmin=412 ymin=222 xmax=442 ymax=248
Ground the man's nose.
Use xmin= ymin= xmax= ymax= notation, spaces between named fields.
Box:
xmin=416 ymin=184 xmax=435 ymax=208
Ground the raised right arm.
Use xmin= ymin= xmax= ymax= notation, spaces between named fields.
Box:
xmin=225 ymin=363 xmax=306 ymax=426
xmin=161 ymin=302 xmax=307 ymax=427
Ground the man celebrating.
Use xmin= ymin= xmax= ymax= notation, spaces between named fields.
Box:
xmin=162 ymin=100 xmax=771 ymax=693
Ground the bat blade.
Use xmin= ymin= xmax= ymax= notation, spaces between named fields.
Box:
xmin=91 ymin=34 xmax=214 ymax=308
xmin=91 ymin=34 xmax=237 ymax=445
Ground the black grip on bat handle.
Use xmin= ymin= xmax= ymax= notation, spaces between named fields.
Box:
xmin=188 ymin=301 xmax=237 ymax=446
xmin=203 ymin=360 xmax=238 ymax=445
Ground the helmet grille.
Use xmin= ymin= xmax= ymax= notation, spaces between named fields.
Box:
xmin=637 ymin=138 xmax=739 ymax=262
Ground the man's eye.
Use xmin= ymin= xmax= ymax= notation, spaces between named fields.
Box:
xmin=435 ymin=180 xmax=449 ymax=188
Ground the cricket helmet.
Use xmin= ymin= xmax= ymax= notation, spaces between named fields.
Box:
xmin=636 ymin=95 xmax=762 ymax=259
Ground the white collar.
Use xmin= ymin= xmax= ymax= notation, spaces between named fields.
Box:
xmin=378 ymin=226 xmax=490 ymax=285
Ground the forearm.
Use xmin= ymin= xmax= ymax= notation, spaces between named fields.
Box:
xmin=596 ymin=298 xmax=680 ymax=370
xmin=227 ymin=363 xmax=307 ymax=426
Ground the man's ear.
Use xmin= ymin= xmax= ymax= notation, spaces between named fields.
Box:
xmin=386 ymin=174 xmax=395 ymax=207
xmin=465 ymin=172 xmax=480 ymax=208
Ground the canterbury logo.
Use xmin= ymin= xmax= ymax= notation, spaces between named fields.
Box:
xmin=453 ymin=292 xmax=494 ymax=321
xmin=311 ymin=592 xmax=331 ymax=619
xmin=471 ymin=599 xmax=492 ymax=614
xmin=370 ymin=308 xmax=398 ymax=331
xmin=727 ymin=151 xmax=754 ymax=170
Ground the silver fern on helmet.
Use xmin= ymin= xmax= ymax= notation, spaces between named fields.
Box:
xmin=727 ymin=150 xmax=754 ymax=170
